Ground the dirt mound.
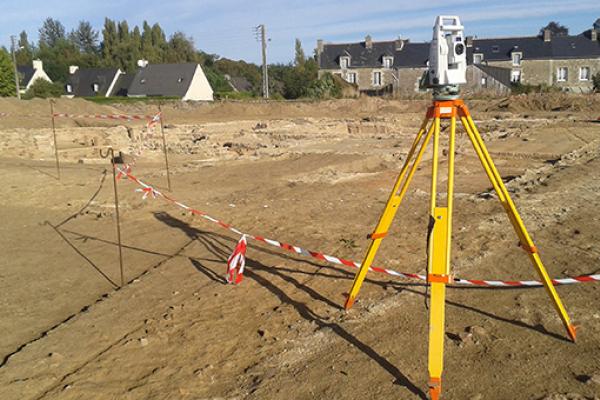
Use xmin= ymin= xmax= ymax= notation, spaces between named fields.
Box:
xmin=0 ymin=98 xmax=123 ymax=129
xmin=477 ymin=93 xmax=600 ymax=115
xmin=116 ymin=97 xmax=428 ymax=124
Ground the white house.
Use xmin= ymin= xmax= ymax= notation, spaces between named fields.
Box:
xmin=127 ymin=62 xmax=214 ymax=101
xmin=17 ymin=59 xmax=52 ymax=93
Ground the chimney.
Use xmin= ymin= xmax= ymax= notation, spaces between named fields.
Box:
xmin=466 ymin=36 xmax=474 ymax=47
xmin=543 ymin=29 xmax=552 ymax=42
xmin=365 ymin=35 xmax=373 ymax=49
xmin=32 ymin=59 xmax=43 ymax=71
xmin=137 ymin=59 xmax=149 ymax=68
xmin=316 ymin=39 xmax=324 ymax=65
xmin=69 ymin=65 xmax=79 ymax=74
xmin=394 ymin=36 xmax=404 ymax=51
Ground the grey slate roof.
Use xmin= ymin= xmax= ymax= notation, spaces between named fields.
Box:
xmin=475 ymin=64 xmax=512 ymax=87
xmin=320 ymin=31 xmax=600 ymax=70
xmin=66 ymin=68 xmax=119 ymax=97
xmin=111 ymin=73 xmax=134 ymax=97
xmin=128 ymin=63 xmax=197 ymax=97
xmin=319 ymin=40 xmax=397 ymax=69
xmin=17 ymin=65 xmax=35 ymax=87
xmin=472 ymin=34 xmax=600 ymax=61
xmin=227 ymin=75 xmax=253 ymax=92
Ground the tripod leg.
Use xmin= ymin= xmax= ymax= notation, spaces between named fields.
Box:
xmin=428 ymin=115 xmax=455 ymax=400
xmin=345 ymin=117 xmax=435 ymax=310
xmin=460 ymin=110 xmax=576 ymax=341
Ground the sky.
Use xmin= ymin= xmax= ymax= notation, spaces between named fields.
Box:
xmin=1 ymin=0 xmax=599 ymax=64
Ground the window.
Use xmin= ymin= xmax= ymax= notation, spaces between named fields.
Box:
xmin=473 ymin=53 xmax=484 ymax=64
xmin=492 ymin=45 xmax=500 ymax=53
xmin=383 ymin=56 xmax=393 ymax=69
xmin=481 ymin=77 xmax=487 ymax=86
xmin=92 ymin=83 xmax=99 ymax=92
xmin=66 ymin=84 xmax=72 ymax=93
xmin=346 ymin=72 xmax=356 ymax=84
xmin=557 ymin=67 xmax=568 ymax=82
xmin=511 ymin=70 xmax=521 ymax=83
xmin=579 ymin=66 xmax=590 ymax=81
xmin=340 ymin=56 xmax=350 ymax=69
xmin=512 ymin=52 xmax=522 ymax=66
xmin=373 ymin=71 xmax=382 ymax=86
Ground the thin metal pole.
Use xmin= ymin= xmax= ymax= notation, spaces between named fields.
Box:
xmin=158 ymin=104 xmax=172 ymax=191
xmin=10 ymin=35 xmax=21 ymax=100
xmin=101 ymin=147 xmax=125 ymax=287
xmin=50 ymin=101 xmax=60 ymax=180
xmin=260 ymin=25 xmax=269 ymax=99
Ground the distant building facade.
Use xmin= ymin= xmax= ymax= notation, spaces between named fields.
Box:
xmin=317 ymin=18 xmax=600 ymax=95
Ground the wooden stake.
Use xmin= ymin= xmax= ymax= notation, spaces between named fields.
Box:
xmin=158 ymin=104 xmax=172 ymax=191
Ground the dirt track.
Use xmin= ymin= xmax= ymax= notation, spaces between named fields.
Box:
xmin=1 ymin=97 xmax=600 ymax=400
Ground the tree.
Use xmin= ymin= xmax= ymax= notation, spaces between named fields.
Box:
xmin=102 ymin=18 xmax=118 ymax=65
xmin=294 ymin=38 xmax=306 ymax=67
xmin=23 ymin=79 xmax=64 ymax=98
xmin=593 ymin=72 xmax=600 ymax=93
xmin=0 ymin=48 xmax=16 ymax=97
xmin=15 ymin=31 xmax=34 ymax=66
xmin=540 ymin=21 xmax=569 ymax=37
xmin=165 ymin=32 xmax=197 ymax=63
xmin=70 ymin=21 xmax=99 ymax=54
xmin=39 ymin=18 xmax=66 ymax=47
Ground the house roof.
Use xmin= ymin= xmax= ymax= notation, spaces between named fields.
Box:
xmin=17 ymin=65 xmax=35 ymax=87
xmin=111 ymin=73 xmax=134 ymax=97
xmin=320 ymin=31 xmax=600 ymax=70
xmin=227 ymin=75 xmax=253 ymax=92
xmin=128 ymin=63 xmax=198 ymax=97
xmin=66 ymin=68 xmax=120 ymax=97
xmin=475 ymin=64 xmax=512 ymax=87
xmin=472 ymin=34 xmax=600 ymax=61
xmin=319 ymin=40 xmax=398 ymax=69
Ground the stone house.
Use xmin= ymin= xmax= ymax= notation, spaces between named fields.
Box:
xmin=317 ymin=18 xmax=600 ymax=95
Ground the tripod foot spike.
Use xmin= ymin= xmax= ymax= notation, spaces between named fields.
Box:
xmin=429 ymin=377 xmax=442 ymax=400
xmin=344 ymin=296 xmax=355 ymax=311
xmin=567 ymin=324 xmax=577 ymax=342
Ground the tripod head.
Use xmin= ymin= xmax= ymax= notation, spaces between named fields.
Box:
xmin=421 ymin=16 xmax=468 ymax=100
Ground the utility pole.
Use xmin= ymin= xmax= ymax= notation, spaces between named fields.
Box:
xmin=10 ymin=36 xmax=21 ymax=100
xmin=255 ymin=24 xmax=269 ymax=99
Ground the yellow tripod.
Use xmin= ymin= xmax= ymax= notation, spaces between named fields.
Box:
xmin=344 ymin=99 xmax=576 ymax=400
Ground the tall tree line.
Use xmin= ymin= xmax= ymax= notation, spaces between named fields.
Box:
xmin=13 ymin=17 xmax=205 ymax=83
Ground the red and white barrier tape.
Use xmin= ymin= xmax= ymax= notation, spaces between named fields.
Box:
xmin=227 ymin=235 xmax=247 ymax=284
xmin=115 ymin=165 xmax=600 ymax=288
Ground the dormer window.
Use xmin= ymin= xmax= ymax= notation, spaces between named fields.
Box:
xmin=382 ymin=56 xmax=393 ymax=69
xmin=340 ymin=56 xmax=350 ymax=69
xmin=512 ymin=52 xmax=522 ymax=66
xmin=473 ymin=53 xmax=484 ymax=64
xmin=92 ymin=83 xmax=99 ymax=93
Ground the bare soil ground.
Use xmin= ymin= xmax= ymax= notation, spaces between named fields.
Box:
xmin=1 ymin=96 xmax=600 ymax=400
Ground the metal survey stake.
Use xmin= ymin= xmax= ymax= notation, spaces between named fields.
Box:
xmin=100 ymin=147 xmax=125 ymax=287
xmin=158 ymin=104 xmax=172 ymax=191
xmin=343 ymin=15 xmax=577 ymax=400
xmin=49 ymin=101 xmax=61 ymax=180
